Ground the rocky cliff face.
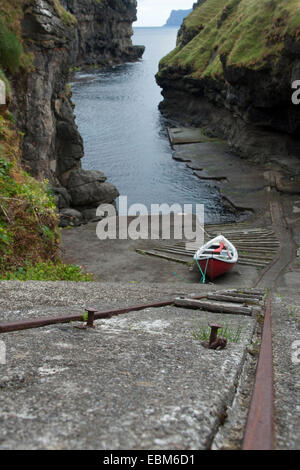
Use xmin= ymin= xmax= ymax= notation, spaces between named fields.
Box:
xmin=9 ymin=0 xmax=143 ymax=225
xmin=62 ymin=0 xmax=144 ymax=66
xmin=157 ymin=0 xmax=300 ymax=166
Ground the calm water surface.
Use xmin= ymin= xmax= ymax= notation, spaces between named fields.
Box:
xmin=71 ymin=27 xmax=230 ymax=222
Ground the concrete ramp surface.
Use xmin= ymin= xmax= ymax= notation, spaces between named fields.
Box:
xmin=0 ymin=282 xmax=256 ymax=450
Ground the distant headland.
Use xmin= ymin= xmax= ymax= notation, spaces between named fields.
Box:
xmin=163 ymin=9 xmax=192 ymax=27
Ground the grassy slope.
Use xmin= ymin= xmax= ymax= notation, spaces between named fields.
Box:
xmin=0 ymin=0 xmax=32 ymax=89
xmin=0 ymin=111 xmax=61 ymax=274
xmin=0 ymin=1 xmax=92 ymax=280
xmin=159 ymin=0 xmax=300 ymax=79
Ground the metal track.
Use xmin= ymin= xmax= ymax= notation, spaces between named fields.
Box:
xmin=0 ymin=299 xmax=175 ymax=333
xmin=242 ymin=296 xmax=274 ymax=449
xmin=242 ymin=189 xmax=296 ymax=450
xmin=0 ymin=296 xmax=211 ymax=334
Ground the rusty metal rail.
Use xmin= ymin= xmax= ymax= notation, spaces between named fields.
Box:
xmin=0 ymin=291 xmax=260 ymax=334
xmin=242 ymin=189 xmax=296 ymax=450
xmin=242 ymin=296 xmax=274 ymax=449
xmin=0 ymin=299 xmax=174 ymax=333
xmin=0 ymin=296 xmax=210 ymax=334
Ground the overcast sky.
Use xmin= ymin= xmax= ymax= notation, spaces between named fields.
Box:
xmin=134 ymin=0 xmax=195 ymax=27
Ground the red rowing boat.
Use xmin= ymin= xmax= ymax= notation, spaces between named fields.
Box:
xmin=194 ymin=235 xmax=238 ymax=282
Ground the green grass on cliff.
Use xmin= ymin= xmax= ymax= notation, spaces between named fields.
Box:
xmin=0 ymin=1 xmax=34 ymax=80
xmin=159 ymin=0 xmax=300 ymax=79
xmin=0 ymin=68 xmax=11 ymax=100
xmin=0 ymin=0 xmax=75 ymax=95
xmin=0 ymin=18 xmax=23 ymax=74
xmin=0 ymin=1 xmax=93 ymax=281
xmin=0 ymin=112 xmax=94 ymax=281
xmin=0 ymin=111 xmax=59 ymax=273
xmin=53 ymin=0 xmax=77 ymax=26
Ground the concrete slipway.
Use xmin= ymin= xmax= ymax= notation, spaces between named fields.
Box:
xmin=0 ymin=282 xmax=258 ymax=450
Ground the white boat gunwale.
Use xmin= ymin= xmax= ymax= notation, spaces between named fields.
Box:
xmin=194 ymin=235 xmax=238 ymax=264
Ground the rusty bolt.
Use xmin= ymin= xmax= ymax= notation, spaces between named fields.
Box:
xmin=208 ymin=323 xmax=222 ymax=348
xmin=209 ymin=337 xmax=227 ymax=350
xmin=86 ymin=308 xmax=97 ymax=328
xmin=217 ymin=337 xmax=227 ymax=349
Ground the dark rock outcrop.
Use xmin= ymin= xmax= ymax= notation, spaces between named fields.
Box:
xmin=59 ymin=208 xmax=83 ymax=227
xmin=14 ymin=0 xmax=79 ymax=183
xmin=67 ymin=169 xmax=119 ymax=207
xmin=9 ymin=0 xmax=143 ymax=225
xmin=156 ymin=0 xmax=300 ymax=167
xmin=52 ymin=186 xmax=72 ymax=209
xmin=62 ymin=0 xmax=144 ymax=66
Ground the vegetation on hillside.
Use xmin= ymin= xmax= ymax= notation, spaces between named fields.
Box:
xmin=53 ymin=0 xmax=77 ymax=26
xmin=0 ymin=1 xmax=92 ymax=281
xmin=0 ymin=111 xmax=61 ymax=273
xmin=158 ymin=0 xmax=300 ymax=79
xmin=0 ymin=0 xmax=33 ymax=100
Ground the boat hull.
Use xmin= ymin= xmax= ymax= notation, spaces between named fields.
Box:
xmin=197 ymin=258 xmax=235 ymax=280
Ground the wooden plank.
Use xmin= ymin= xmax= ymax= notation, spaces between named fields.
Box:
xmin=238 ymin=255 xmax=276 ymax=260
xmin=222 ymin=233 xmax=276 ymax=237
xmin=234 ymin=241 xmax=279 ymax=246
xmin=238 ymin=260 xmax=268 ymax=267
xmin=229 ymin=239 xmax=278 ymax=244
xmin=206 ymin=232 xmax=275 ymax=237
xmin=221 ymin=291 xmax=265 ymax=300
xmin=207 ymin=294 xmax=261 ymax=304
xmin=234 ymin=249 xmax=277 ymax=254
xmin=222 ymin=290 xmax=264 ymax=297
xmin=238 ymin=258 xmax=269 ymax=266
xmin=221 ymin=232 xmax=276 ymax=236
xmin=212 ymin=229 xmax=274 ymax=235
xmin=238 ymin=255 xmax=274 ymax=261
xmin=226 ymin=290 xmax=265 ymax=296
xmin=135 ymin=249 xmax=189 ymax=265
xmin=233 ymin=247 xmax=276 ymax=252
xmin=155 ymin=247 xmax=193 ymax=257
xmin=232 ymin=242 xmax=278 ymax=246
xmin=212 ymin=236 xmax=276 ymax=241
xmin=219 ymin=230 xmax=275 ymax=234
xmin=174 ymin=298 xmax=253 ymax=316
xmin=155 ymin=247 xmax=194 ymax=256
